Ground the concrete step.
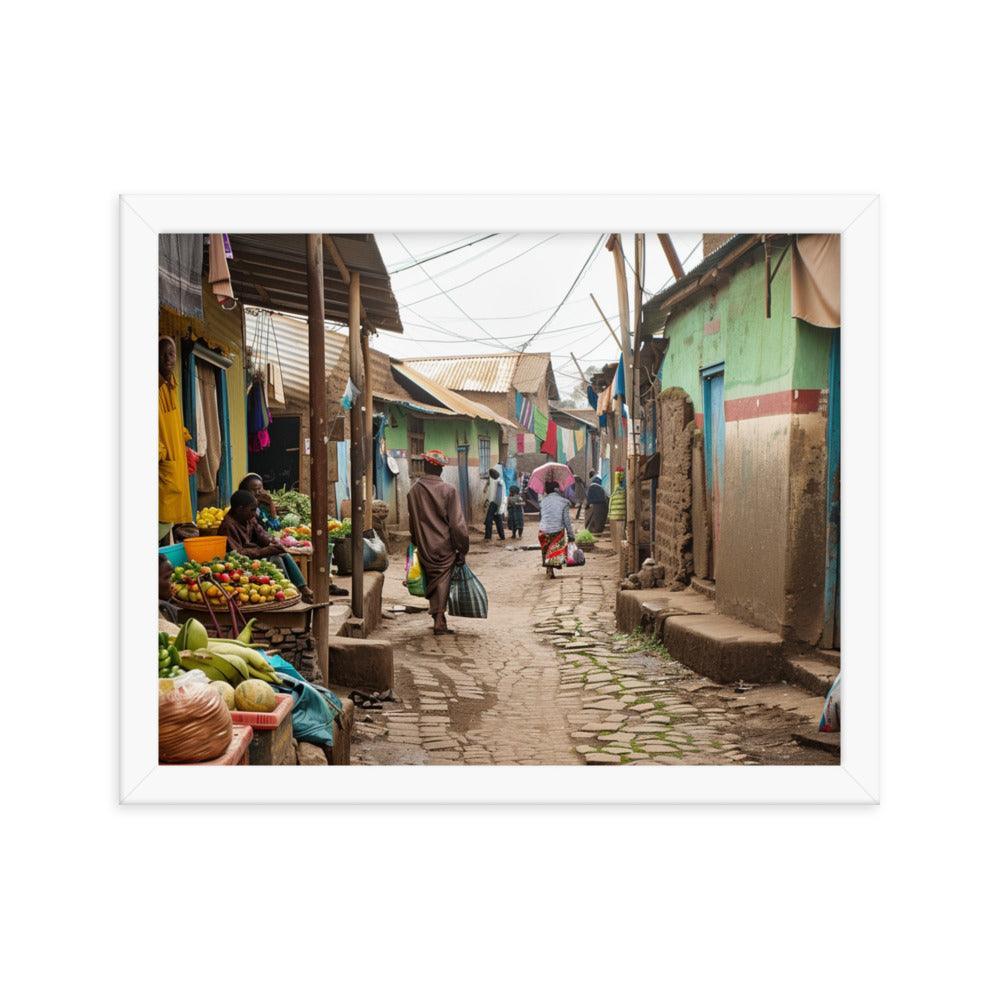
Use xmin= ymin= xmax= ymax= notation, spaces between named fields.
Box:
xmin=783 ymin=655 xmax=839 ymax=697
xmin=663 ymin=613 xmax=784 ymax=685
xmin=689 ymin=576 xmax=716 ymax=600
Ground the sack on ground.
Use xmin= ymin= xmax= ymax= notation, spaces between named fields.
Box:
xmin=405 ymin=543 xmax=426 ymax=597
xmin=566 ymin=541 xmax=586 ymax=567
xmin=819 ymin=673 xmax=841 ymax=733
xmin=448 ymin=563 xmax=488 ymax=619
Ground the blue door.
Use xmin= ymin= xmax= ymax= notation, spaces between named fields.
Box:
xmin=701 ymin=363 xmax=725 ymax=578
xmin=822 ymin=332 xmax=840 ymax=649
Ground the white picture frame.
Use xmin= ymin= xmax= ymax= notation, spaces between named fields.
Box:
xmin=121 ymin=194 xmax=879 ymax=804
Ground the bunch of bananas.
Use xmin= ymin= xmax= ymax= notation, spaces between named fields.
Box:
xmin=173 ymin=617 xmax=281 ymax=686
xmin=196 ymin=506 xmax=227 ymax=530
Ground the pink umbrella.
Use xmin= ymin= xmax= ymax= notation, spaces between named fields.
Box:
xmin=528 ymin=461 xmax=575 ymax=495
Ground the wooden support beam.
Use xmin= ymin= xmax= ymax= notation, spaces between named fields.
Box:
xmin=630 ymin=233 xmax=645 ymax=573
xmin=305 ymin=235 xmax=330 ymax=685
xmin=348 ymin=271 xmax=365 ymax=621
xmin=607 ymin=233 xmax=639 ymax=575
xmin=657 ymin=233 xmax=685 ymax=281
xmin=589 ymin=293 xmax=623 ymax=352
xmin=362 ymin=329 xmax=374 ymax=532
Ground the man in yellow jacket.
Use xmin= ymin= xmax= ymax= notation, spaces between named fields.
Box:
xmin=158 ymin=337 xmax=193 ymax=540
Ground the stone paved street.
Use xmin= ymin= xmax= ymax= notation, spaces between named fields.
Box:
xmin=353 ymin=537 xmax=833 ymax=766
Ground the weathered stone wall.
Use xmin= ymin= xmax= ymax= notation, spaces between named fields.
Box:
xmin=654 ymin=389 xmax=695 ymax=587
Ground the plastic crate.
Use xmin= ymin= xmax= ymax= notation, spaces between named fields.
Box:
xmin=183 ymin=535 xmax=228 ymax=563
xmin=230 ymin=691 xmax=294 ymax=731
xmin=159 ymin=542 xmax=187 ymax=568
xmin=172 ymin=725 xmax=252 ymax=766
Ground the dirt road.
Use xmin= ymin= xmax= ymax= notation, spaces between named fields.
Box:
xmin=353 ymin=537 xmax=834 ymax=766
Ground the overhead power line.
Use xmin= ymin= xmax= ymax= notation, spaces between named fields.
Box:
xmin=518 ymin=234 xmax=605 ymax=352
xmin=401 ymin=234 xmax=560 ymax=307
xmin=394 ymin=235 xmax=513 ymax=352
xmin=386 ymin=233 xmax=499 ymax=273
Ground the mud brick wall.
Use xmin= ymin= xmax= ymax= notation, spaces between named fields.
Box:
xmin=654 ymin=389 xmax=695 ymax=587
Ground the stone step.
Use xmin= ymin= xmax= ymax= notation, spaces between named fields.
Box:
xmin=783 ymin=655 xmax=839 ymax=697
xmin=662 ymin=613 xmax=784 ymax=685
xmin=329 ymin=636 xmax=394 ymax=692
xmin=689 ymin=576 xmax=716 ymax=600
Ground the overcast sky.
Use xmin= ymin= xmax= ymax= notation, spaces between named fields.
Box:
xmin=369 ymin=232 xmax=704 ymax=399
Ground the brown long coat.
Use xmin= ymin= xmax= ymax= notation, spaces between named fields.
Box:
xmin=407 ymin=475 xmax=470 ymax=615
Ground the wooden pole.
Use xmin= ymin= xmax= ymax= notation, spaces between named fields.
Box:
xmin=305 ymin=235 xmax=330 ymax=685
xmin=632 ymin=233 xmax=645 ymax=570
xmin=589 ymin=293 xmax=623 ymax=352
xmin=608 ymin=234 xmax=638 ymax=574
xmin=348 ymin=271 xmax=365 ymax=621
xmin=657 ymin=233 xmax=685 ymax=281
xmin=362 ymin=330 xmax=374 ymax=532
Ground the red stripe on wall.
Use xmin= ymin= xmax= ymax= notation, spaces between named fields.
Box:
xmin=724 ymin=389 xmax=823 ymax=422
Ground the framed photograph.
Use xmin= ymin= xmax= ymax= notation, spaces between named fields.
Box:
xmin=121 ymin=194 xmax=878 ymax=804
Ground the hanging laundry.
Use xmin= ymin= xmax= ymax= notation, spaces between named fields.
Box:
xmin=574 ymin=428 xmax=586 ymax=452
xmin=247 ymin=376 xmax=271 ymax=453
xmin=518 ymin=393 xmax=534 ymax=430
xmin=207 ymin=234 xmax=235 ymax=308
xmin=541 ymin=419 xmax=558 ymax=458
xmin=560 ymin=427 xmax=576 ymax=461
xmin=533 ymin=407 xmax=549 ymax=444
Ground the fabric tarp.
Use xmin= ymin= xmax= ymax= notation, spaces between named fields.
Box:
xmin=159 ymin=235 xmax=204 ymax=319
xmin=791 ymin=234 xmax=840 ymax=328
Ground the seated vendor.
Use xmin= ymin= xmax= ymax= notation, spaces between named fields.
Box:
xmin=220 ymin=490 xmax=347 ymax=600
xmin=239 ymin=473 xmax=281 ymax=531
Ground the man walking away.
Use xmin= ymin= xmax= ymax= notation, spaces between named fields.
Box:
xmin=407 ymin=450 xmax=470 ymax=635
xmin=483 ymin=465 xmax=506 ymax=541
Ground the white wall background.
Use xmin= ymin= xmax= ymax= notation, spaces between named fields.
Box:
xmin=4 ymin=2 xmax=996 ymax=998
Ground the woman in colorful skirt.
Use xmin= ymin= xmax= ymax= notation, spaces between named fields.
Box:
xmin=538 ymin=480 xmax=575 ymax=579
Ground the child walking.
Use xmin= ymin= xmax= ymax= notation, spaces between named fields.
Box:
xmin=506 ymin=484 xmax=525 ymax=539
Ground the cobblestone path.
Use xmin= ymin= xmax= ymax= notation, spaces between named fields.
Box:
xmin=353 ymin=541 xmax=831 ymax=766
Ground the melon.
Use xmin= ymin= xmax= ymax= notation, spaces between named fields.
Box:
xmin=234 ymin=678 xmax=276 ymax=713
xmin=209 ymin=680 xmax=236 ymax=710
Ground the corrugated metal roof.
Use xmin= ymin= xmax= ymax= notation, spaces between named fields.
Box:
xmin=551 ymin=405 xmax=598 ymax=428
xmin=399 ymin=352 xmax=557 ymax=399
xmin=228 ymin=234 xmax=402 ymax=333
xmin=391 ymin=362 xmax=517 ymax=428
xmin=247 ymin=309 xmax=506 ymax=427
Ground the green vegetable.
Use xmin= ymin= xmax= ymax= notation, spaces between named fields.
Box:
xmin=330 ymin=518 xmax=352 ymax=539
xmin=575 ymin=529 xmax=595 ymax=544
xmin=271 ymin=488 xmax=312 ymax=522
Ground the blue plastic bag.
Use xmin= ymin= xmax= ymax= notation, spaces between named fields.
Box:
xmin=265 ymin=653 xmax=343 ymax=747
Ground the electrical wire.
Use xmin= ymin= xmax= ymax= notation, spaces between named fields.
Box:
xmin=388 ymin=233 xmax=500 ymax=273
xmin=400 ymin=234 xmax=560 ymax=307
xmin=518 ymin=234 xmax=604 ymax=352
xmin=394 ymin=235 xmax=513 ymax=352
xmin=392 ymin=234 xmax=521 ymax=293
xmin=382 ymin=233 xmax=497 ymax=271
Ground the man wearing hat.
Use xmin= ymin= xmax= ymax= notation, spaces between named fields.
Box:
xmin=406 ymin=450 xmax=469 ymax=635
